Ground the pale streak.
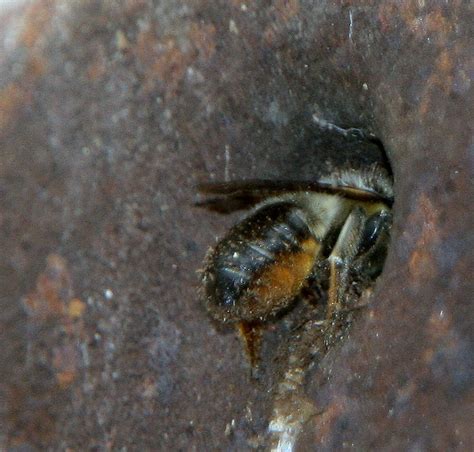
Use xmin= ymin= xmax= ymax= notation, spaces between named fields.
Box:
xmin=221 ymin=266 xmax=249 ymax=280
xmin=224 ymin=144 xmax=230 ymax=181
xmin=349 ymin=10 xmax=353 ymax=43
xmin=248 ymin=243 xmax=274 ymax=259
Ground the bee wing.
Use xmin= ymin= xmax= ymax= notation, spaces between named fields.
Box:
xmin=195 ymin=180 xmax=303 ymax=213
xmin=195 ymin=178 xmax=389 ymax=214
xmin=194 ymin=193 xmax=265 ymax=213
xmin=194 ymin=181 xmax=270 ymax=213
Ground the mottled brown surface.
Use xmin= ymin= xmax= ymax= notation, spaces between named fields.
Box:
xmin=0 ymin=0 xmax=472 ymax=450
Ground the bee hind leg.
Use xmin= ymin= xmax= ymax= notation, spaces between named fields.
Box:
xmin=237 ymin=321 xmax=264 ymax=378
xmin=325 ymin=206 xmax=392 ymax=340
xmin=353 ymin=209 xmax=392 ymax=282
xmin=326 ymin=207 xmax=368 ymax=329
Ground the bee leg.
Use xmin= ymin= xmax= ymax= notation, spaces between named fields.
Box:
xmin=327 ymin=207 xmax=368 ymax=322
xmin=237 ymin=321 xmax=264 ymax=377
xmin=354 ymin=209 xmax=392 ymax=281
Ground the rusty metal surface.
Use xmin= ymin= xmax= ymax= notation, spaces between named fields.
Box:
xmin=0 ymin=0 xmax=472 ymax=450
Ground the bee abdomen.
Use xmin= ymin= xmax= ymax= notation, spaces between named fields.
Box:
xmin=203 ymin=202 xmax=321 ymax=322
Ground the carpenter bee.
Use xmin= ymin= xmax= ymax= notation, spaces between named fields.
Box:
xmin=197 ymin=163 xmax=393 ymax=369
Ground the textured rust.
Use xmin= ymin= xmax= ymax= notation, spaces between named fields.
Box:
xmin=0 ymin=0 xmax=472 ymax=450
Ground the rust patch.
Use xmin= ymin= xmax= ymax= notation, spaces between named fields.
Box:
xmin=401 ymin=4 xmax=452 ymax=41
xmin=0 ymin=83 xmax=30 ymax=131
xmin=426 ymin=306 xmax=452 ymax=341
xmin=422 ymin=307 xmax=454 ymax=365
xmin=86 ymin=45 xmax=107 ymax=81
xmin=141 ymin=375 xmax=158 ymax=399
xmin=312 ymin=397 xmax=346 ymax=446
xmin=122 ymin=0 xmax=148 ymax=15
xmin=189 ymin=22 xmax=217 ymax=61
xmin=407 ymin=193 xmax=440 ymax=284
xmin=53 ymin=344 xmax=80 ymax=389
xmin=25 ymin=54 xmax=47 ymax=79
xmin=419 ymin=48 xmax=457 ymax=116
xmin=378 ymin=3 xmax=454 ymax=43
xmin=263 ymin=25 xmax=278 ymax=45
xmin=135 ymin=30 xmax=183 ymax=93
xmin=86 ymin=60 xmax=107 ymax=81
xmin=424 ymin=8 xmax=454 ymax=44
xmin=68 ymin=297 xmax=87 ymax=319
xmin=135 ymin=27 xmax=157 ymax=64
xmin=23 ymin=254 xmax=86 ymax=387
xmin=230 ymin=0 xmax=245 ymax=8
xmin=134 ymin=22 xmax=216 ymax=96
xmin=0 ymin=55 xmax=46 ymax=131
xmin=6 ymin=385 xmax=57 ymax=447
xmin=0 ymin=0 xmax=50 ymax=132
xmin=6 ymin=254 xmax=86 ymax=447
xmin=264 ymin=0 xmax=300 ymax=45
xmin=152 ymin=39 xmax=190 ymax=86
xmin=435 ymin=49 xmax=454 ymax=75
xmin=19 ymin=0 xmax=55 ymax=49
xmin=24 ymin=254 xmax=71 ymax=320
xmin=377 ymin=3 xmax=399 ymax=34
xmin=274 ymin=0 xmax=300 ymax=24
xmin=408 ymin=248 xmax=436 ymax=284
xmin=378 ymin=4 xmax=460 ymax=117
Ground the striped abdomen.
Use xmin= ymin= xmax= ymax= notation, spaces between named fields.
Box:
xmin=202 ymin=202 xmax=321 ymax=322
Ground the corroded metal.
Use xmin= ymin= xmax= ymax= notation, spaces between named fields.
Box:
xmin=0 ymin=1 xmax=472 ymax=450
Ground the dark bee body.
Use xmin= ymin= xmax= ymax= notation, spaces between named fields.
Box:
xmin=203 ymin=201 xmax=318 ymax=322
xmin=198 ymin=164 xmax=393 ymax=368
